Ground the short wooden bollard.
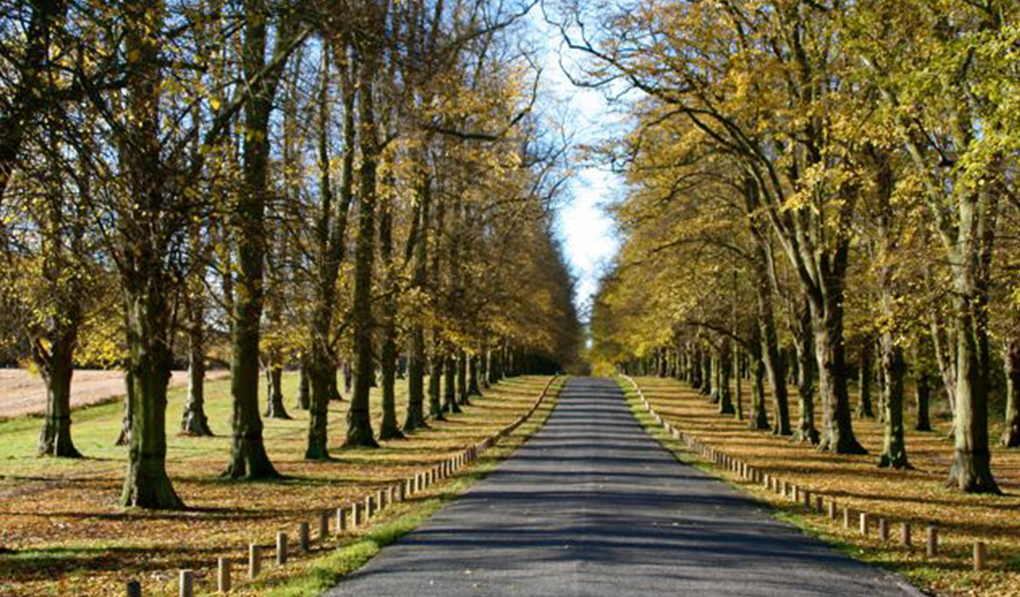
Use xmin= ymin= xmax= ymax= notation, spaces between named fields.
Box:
xmin=337 ymin=507 xmax=348 ymax=532
xmin=815 ymin=495 xmax=823 ymax=513
xmin=378 ymin=489 xmax=387 ymax=510
xmin=319 ymin=510 xmax=330 ymax=540
xmin=792 ymin=485 xmax=800 ymax=503
xmin=974 ymin=541 xmax=986 ymax=571
xmin=803 ymin=490 xmax=811 ymax=509
xmin=299 ymin=522 xmax=310 ymax=551
xmin=387 ymin=486 xmax=396 ymax=506
xmin=179 ymin=570 xmax=194 ymax=597
xmin=902 ymin=522 xmax=912 ymax=549
xmin=843 ymin=507 xmax=852 ymax=528
xmin=277 ymin=532 xmax=289 ymax=565
xmin=364 ymin=495 xmax=373 ymax=519
xmin=398 ymin=482 xmax=406 ymax=502
xmin=878 ymin=518 xmax=889 ymax=541
xmin=218 ymin=558 xmax=231 ymax=593
xmin=859 ymin=512 xmax=869 ymax=536
xmin=249 ymin=544 xmax=262 ymax=579
xmin=926 ymin=525 xmax=938 ymax=557
xmin=126 ymin=580 xmax=142 ymax=597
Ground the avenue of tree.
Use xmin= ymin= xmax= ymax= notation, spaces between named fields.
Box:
xmin=577 ymin=0 xmax=1020 ymax=494
xmin=0 ymin=0 xmax=582 ymax=508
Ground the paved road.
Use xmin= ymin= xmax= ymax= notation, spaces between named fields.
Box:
xmin=325 ymin=377 xmax=914 ymax=597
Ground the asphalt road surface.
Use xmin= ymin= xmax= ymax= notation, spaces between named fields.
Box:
xmin=324 ymin=377 xmax=916 ymax=597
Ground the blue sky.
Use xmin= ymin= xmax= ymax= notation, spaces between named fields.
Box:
xmin=529 ymin=11 xmax=624 ymax=320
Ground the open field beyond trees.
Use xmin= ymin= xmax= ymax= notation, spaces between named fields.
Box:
xmin=0 ymin=374 xmax=558 ymax=597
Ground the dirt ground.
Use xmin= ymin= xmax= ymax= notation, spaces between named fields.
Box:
xmin=0 ymin=369 xmax=227 ymax=419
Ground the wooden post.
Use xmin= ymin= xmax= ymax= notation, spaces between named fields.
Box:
xmin=843 ymin=507 xmax=852 ymax=528
xmin=299 ymin=522 xmax=310 ymax=552
xmin=792 ymin=485 xmax=800 ymax=503
xmin=378 ymin=488 xmax=387 ymax=510
xmin=353 ymin=502 xmax=362 ymax=526
xmin=878 ymin=518 xmax=889 ymax=541
xmin=277 ymin=532 xmax=288 ymax=565
xmin=859 ymin=512 xmax=869 ymax=536
xmin=179 ymin=570 xmax=194 ymax=597
xmin=249 ymin=544 xmax=262 ymax=579
xmin=902 ymin=522 xmax=912 ymax=549
xmin=366 ymin=495 xmax=375 ymax=518
xmin=398 ymin=482 xmax=406 ymax=502
xmin=126 ymin=580 xmax=142 ymax=597
xmin=217 ymin=558 xmax=231 ymax=594
xmin=974 ymin=541 xmax=985 ymax=572
xmin=337 ymin=507 xmax=347 ymax=532
xmin=815 ymin=495 xmax=823 ymax=513
xmin=803 ymin=490 xmax=811 ymax=509
xmin=926 ymin=525 xmax=938 ymax=557
xmin=388 ymin=485 xmax=396 ymax=505
xmin=319 ymin=510 xmax=330 ymax=540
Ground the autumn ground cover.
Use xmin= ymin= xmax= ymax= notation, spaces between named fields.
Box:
xmin=0 ymin=373 xmax=560 ymax=597
xmin=626 ymin=375 xmax=1020 ymax=597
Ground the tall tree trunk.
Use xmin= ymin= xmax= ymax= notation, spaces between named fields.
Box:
xmin=878 ymin=332 xmax=910 ymax=468
xmin=344 ymin=49 xmax=381 ymax=449
xmin=444 ymin=350 xmax=461 ymax=413
xmin=115 ymin=368 xmax=133 ymax=446
xmin=734 ymin=345 xmax=743 ymax=420
xmin=119 ymin=0 xmax=182 ymax=508
xmin=297 ymin=357 xmax=310 ymax=410
xmin=752 ymin=242 xmax=791 ymax=436
xmin=718 ymin=343 xmax=734 ymax=415
xmin=700 ymin=348 xmax=712 ymax=397
xmin=378 ymin=177 xmax=402 ymax=441
xmin=748 ymin=327 xmax=771 ymax=431
xmin=35 ymin=332 xmax=81 ymax=458
xmin=915 ymin=369 xmax=932 ymax=432
xmin=263 ymin=365 xmax=289 ymax=419
xmin=1001 ymin=337 xmax=1020 ymax=447
xmin=224 ymin=0 xmax=289 ymax=478
xmin=429 ymin=350 xmax=446 ymax=420
xmin=793 ymin=303 xmax=820 ymax=444
xmin=468 ymin=354 xmax=482 ymax=396
xmin=403 ymin=174 xmax=430 ymax=431
xmin=857 ymin=338 xmax=875 ymax=418
xmin=457 ymin=350 xmax=470 ymax=405
xmin=180 ymin=313 xmax=212 ymax=436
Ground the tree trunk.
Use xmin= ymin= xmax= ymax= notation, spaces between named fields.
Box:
xmin=429 ymin=350 xmax=446 ymax=420
xmin=753 ymin=243 xmax=791 ymax=436
xmin=878 ymin=332 xmax=910 ymax=468
xmin=748 ymin=329 xmax=770 ymax=430
xmin=733 ymin=345 xmax=743 ymax=420
xmin=811 ymin=289 xmax=867 ymax=454
xmin=793 ymin=303 xmax=820 ymax=444
xmin=700 ymin=349 xmax=712 ymax=397
xmin=297 ymin=357 xmax=310 ymax=411
xmin=263 ymin=365 xmax=289 ymax=419
xmin=405 ymin=326 xmax=429 ymax=430
xmin=857 ymin=339 xmax=875 ymax=418
xmin=444 ymin=351 xmax=461 ymax=414
xmin=915 ymin=369 xmax=932 ymax=432
xmin=1001 ymin=337 xmax=1020 ymax=447
xmin=718 ymin=344 xmax=734 ymax=414
xmin=180 ymin=316 xmax=212 ymax=436
xmin=457 ymin=349 xmax=470 ymax=405
xmin=224 ymin=0 xmax=287 ymax=479
xmin=378 ymin=190 xmax=402 ymax=441
xmin=36 ymin=334 xmax=81 ymax=458
xmin=119 ymin=0 xmax=184 ymax=508
xmin=115 ymin=369 xmax=133 ymax=446
xmin=344 ymin=55 xmax=380 ymax=449
xmin=378 ymin=327 xmax=403 ymax=440
xmin=468 ymin=354 xmax=482 ymax=396
xmin=121 ymin=295 xmax=183 ymax=509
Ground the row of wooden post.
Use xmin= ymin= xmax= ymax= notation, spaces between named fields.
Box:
xmin=124 ymin=376 xmax=557 ymax=596
xmin=624 ymin=376 xmax=990 ymax=575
